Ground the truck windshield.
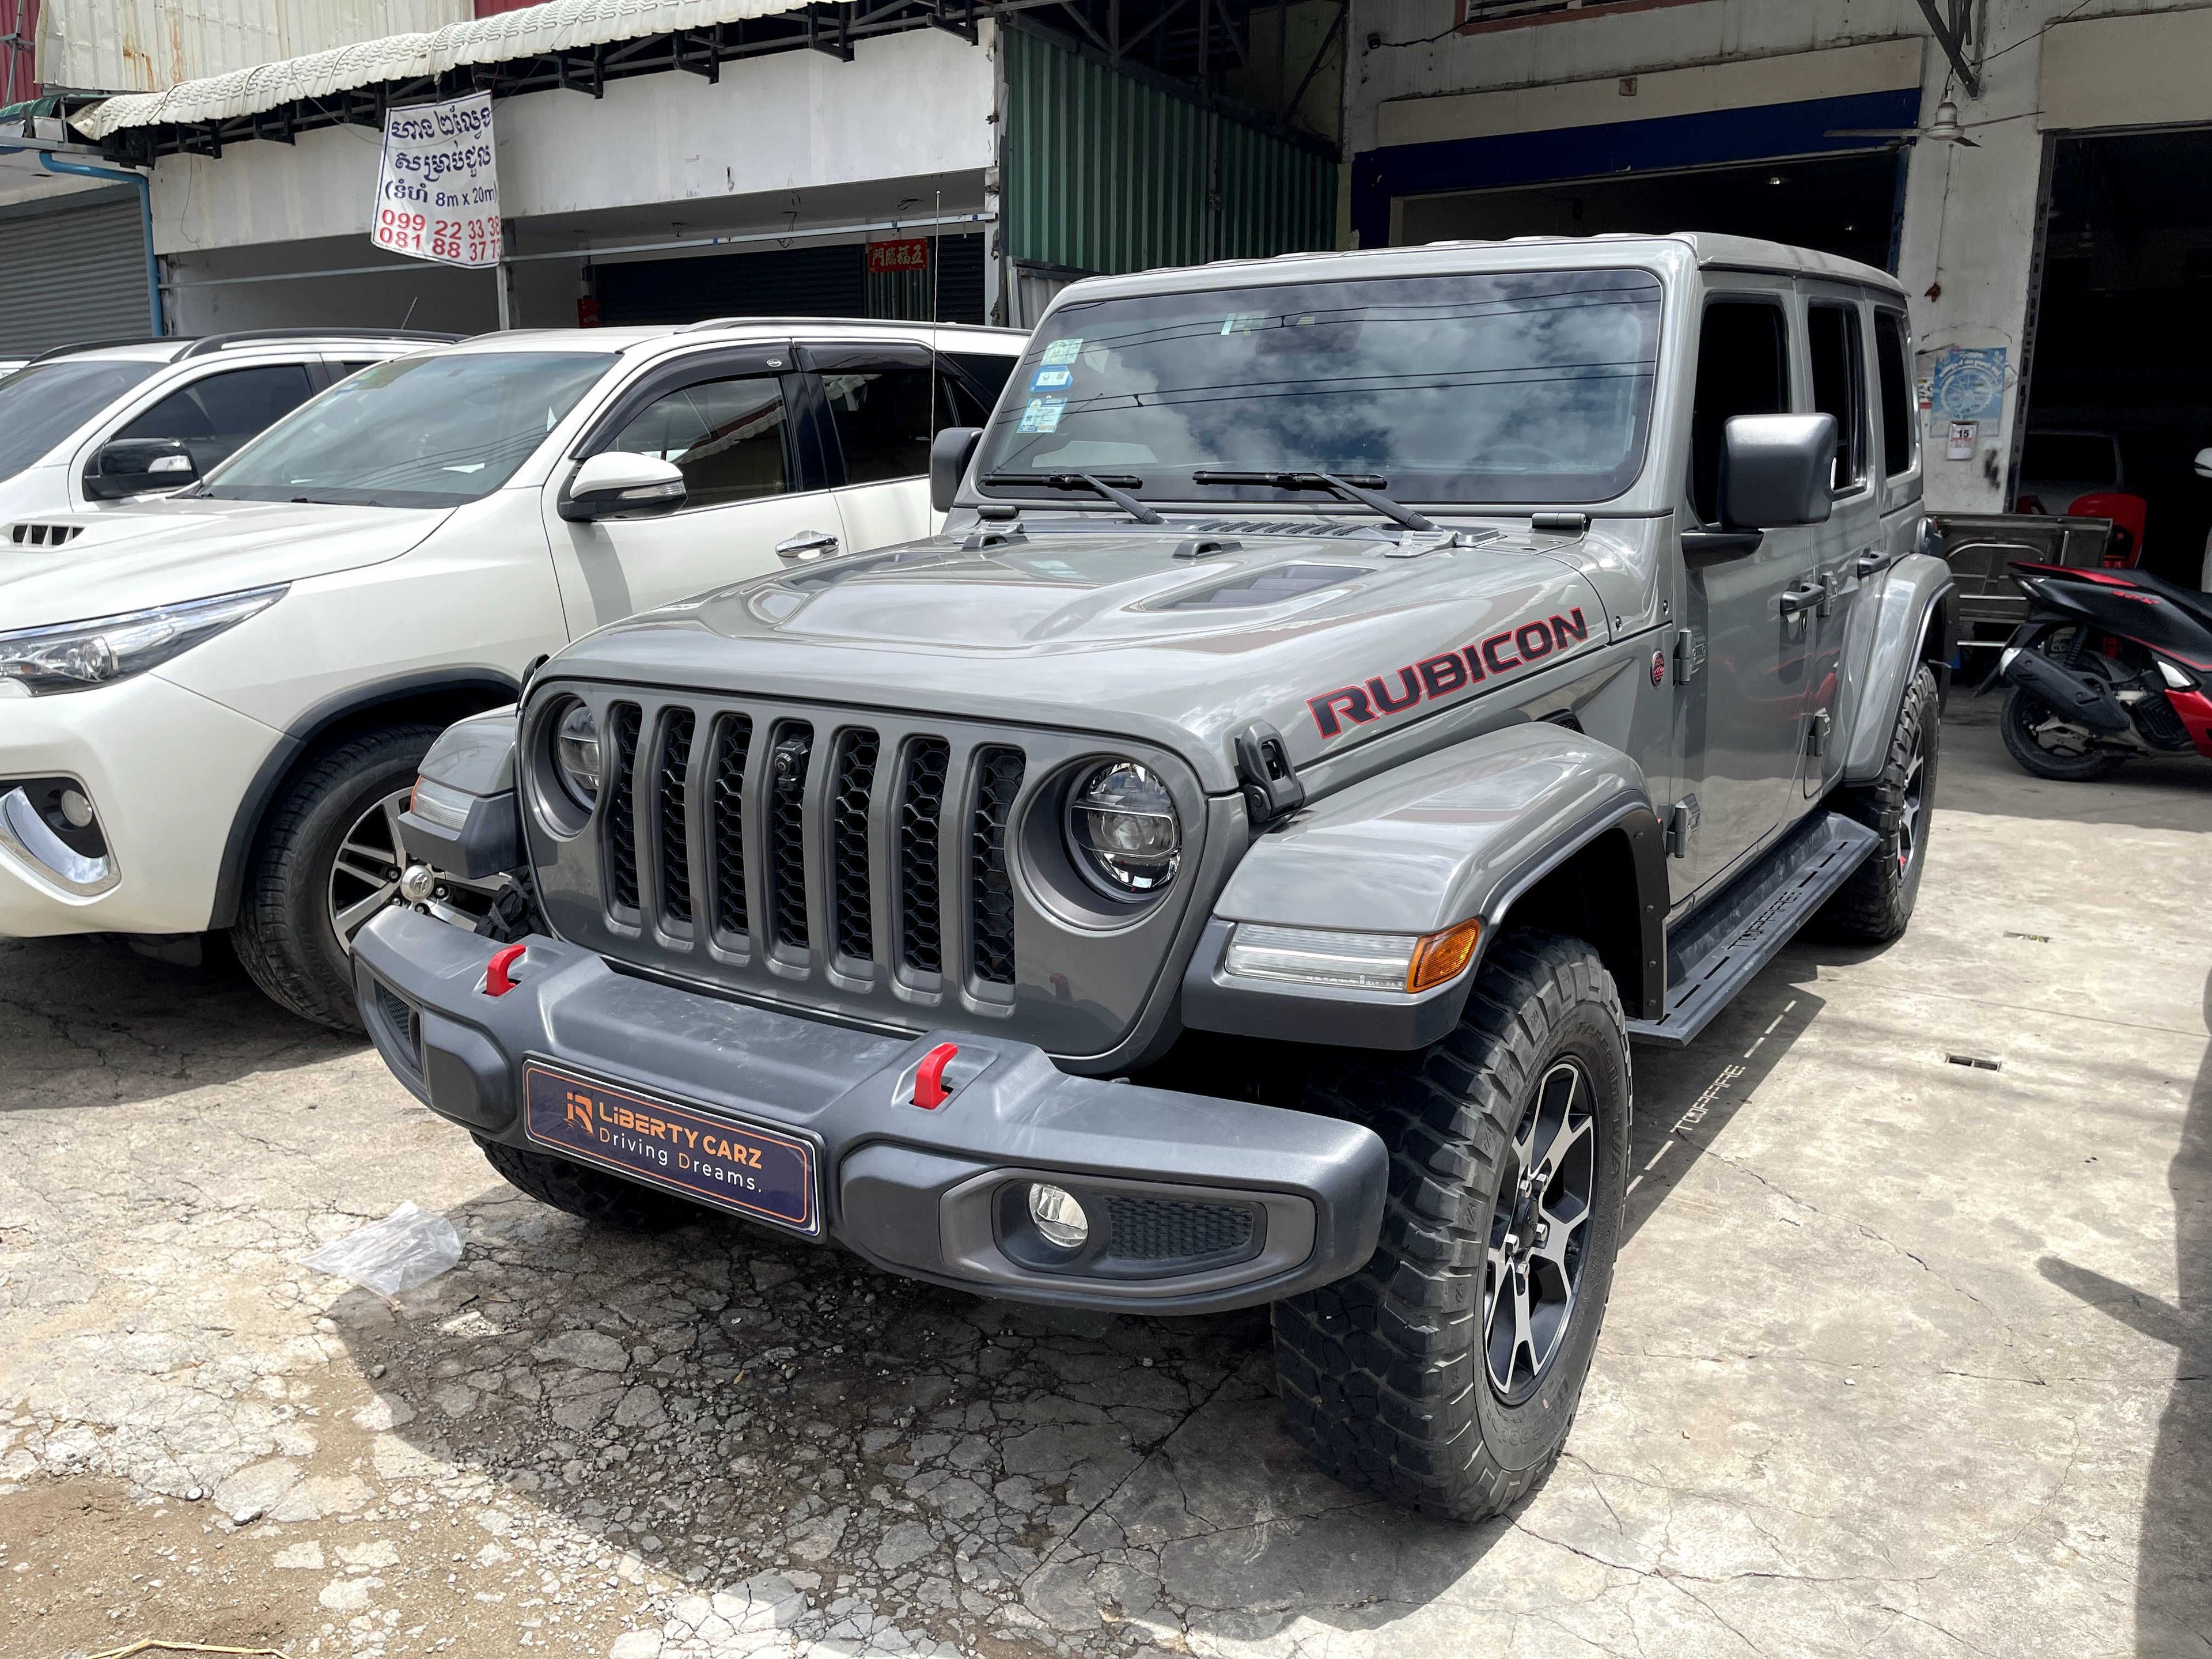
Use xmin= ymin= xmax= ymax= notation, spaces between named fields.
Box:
xmin=974 ymin=268 xmax=1663 ymax=508
xmin=0 ymin=358 xmax=162 ymax=484
xmin=201 ymin=351 xmax=614 ymax=507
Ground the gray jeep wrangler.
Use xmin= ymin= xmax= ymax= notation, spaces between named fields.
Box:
xmin=354 ymin=234 xmax=1955 ymax=1522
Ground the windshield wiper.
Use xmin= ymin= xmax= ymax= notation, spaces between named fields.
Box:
xmin=982 ymin=471 xmax=1164 ymax=526
xmin=1191 ymin=469 xmax=1435 ymax=534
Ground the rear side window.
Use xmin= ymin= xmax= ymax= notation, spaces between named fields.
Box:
xmin=1872 ymin=310 xmax=1915 ymax=477
xmin=117 ymin=363 xmax=316 ymax=474
xmin=823 ymin=358 xmax=937 ymax=485
xmin=947 ymin=351 xmax=1016 ymax=422
xmin=1690 ymin=300 xmax=1789 ymax=524
xmin=1807 ymin=303 xmax=1868 ymax=493
xmin=607 ymin=374 xmax=792 ymax=509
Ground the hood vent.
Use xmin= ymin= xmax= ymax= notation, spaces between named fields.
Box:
xmin=1198 ymin=520 xmax=1374 ymax=539
xmin=9 ymin=522 xmax=85 ymax=548
xmin=1165 ymin=563 xmax=1365 ymax=611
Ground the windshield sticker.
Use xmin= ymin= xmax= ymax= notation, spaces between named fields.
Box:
xmin=1039 ymin=338 xmax=1083 ymax=366
xmin=1017 ymin=397 xmax=1067 ymax=434
xmin=1307 ymin=608 xmax=1593 ymax=740
xmin=1221 ymin=312 xmax=1269 ymax=335
xmin=1029 ymin=365 xmax=1074 ymax=392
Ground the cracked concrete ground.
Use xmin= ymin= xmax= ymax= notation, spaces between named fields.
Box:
xmin=2 ymin=697 xmax=2207 ymax=1659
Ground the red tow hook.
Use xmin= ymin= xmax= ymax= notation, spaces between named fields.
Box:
xmin=483 ymin=943 xmax=528 ymax=997
xmin=913 ymin=1042 xmax=959 ymax=1109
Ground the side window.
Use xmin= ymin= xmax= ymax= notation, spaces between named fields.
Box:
xmin=116 ymin=363 xmax=316 ymax=474
xmin=822 ymin=360 xmax=937 ymax=485
xmin=1689 ymin=300 xmax=1789 ymax=525
xmin=606 ymin=374 xmax=791 ymax=510
xmin=1872 ymin=310 xmax=1915 ymax=477
xmin=946 ymin=351 xmax=1016 ymax=424
xmin=1807 ymin=302 xmax=1869 ymax=493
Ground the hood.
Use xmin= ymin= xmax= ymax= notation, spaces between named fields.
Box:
xmin=552 ymin=522 xmax=1615 ymax=792
xmin=1 ymin=497 xmax=452 ymax=630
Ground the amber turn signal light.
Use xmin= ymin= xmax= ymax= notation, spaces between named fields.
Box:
xmin=1406 ymin=918 xmax=1482 ymax=993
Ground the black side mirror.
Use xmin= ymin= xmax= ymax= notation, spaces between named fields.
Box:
xmin=85 ymin=437 xmax=199 ymax=501
xmin=1719 ymin=414 xmax=1836 ymax=530
xmin=930 ymin=426 xmax=982 ymax=515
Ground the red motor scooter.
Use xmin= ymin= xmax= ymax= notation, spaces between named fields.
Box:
xmin=1991 ymin=560 xmax=2212 ymax=779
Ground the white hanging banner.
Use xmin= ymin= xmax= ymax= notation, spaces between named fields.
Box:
xmin=371 ymin=92 xmax=502 ymax=269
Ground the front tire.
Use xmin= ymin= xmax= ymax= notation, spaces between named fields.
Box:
xmin=231 ymin=725 xmax=441 ymax=1029
xmin=476 ymin=1138 xmax=698 ymax=1232
xmin=1271 ymin=931 xmax=1630 ymax=1521
xmin=1822 ymin=663 xmax=1940 ymax=942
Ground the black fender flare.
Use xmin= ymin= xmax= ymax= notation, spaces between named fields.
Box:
xmin=206 ymin=668 xmax=520 ymax=931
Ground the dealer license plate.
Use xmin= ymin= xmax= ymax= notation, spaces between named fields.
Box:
xmin=522 ymin=1061 xmax=820 ymax=1236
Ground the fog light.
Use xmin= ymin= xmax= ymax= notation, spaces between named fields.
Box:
xmin=1028 ymin=1183 xmax=1090 ymax=1250
xmin=58 ymin=788 xmax=94 ymax=828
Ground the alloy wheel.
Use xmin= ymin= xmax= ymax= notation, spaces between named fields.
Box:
xmin=1896 ymin=722 xmax=1927 ymax=873
xmin=328 ymin=785 xmax=514 ymax=951
xmin=1483 ymin=1058 xmax=1597 ymax=1403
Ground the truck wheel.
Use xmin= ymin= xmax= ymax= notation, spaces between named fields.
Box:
xmin=1271 ymin=931 xmax=1628 ymax=1521
xmin=2000 ymin=686 xmax=2126 ymax=782
xmin=232 ymin=725 xmax=441 ymax=1030
xmin=475 ymin=1138 xmax=697 ymax=1232
xmin=1822 ymin=664 xmax=1941 ymax=942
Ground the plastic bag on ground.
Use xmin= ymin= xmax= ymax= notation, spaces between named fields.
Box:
xmin=304 ymin=1201 xmax=463 ymax=1296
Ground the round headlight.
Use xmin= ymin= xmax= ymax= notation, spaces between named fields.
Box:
xmin=552 ymin=700 xmax=602 ymax=808
xmin=1065 ymin=760 xmax=1180 ymax=897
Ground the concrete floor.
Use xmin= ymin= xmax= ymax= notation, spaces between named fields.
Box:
xmin=0 ymin=698 xmax=2206 ymax=1659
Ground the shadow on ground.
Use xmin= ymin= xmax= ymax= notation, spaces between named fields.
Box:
xmin=0 ymin=932 xmax=349 ymax=1112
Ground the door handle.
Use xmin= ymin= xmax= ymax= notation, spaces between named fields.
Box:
xmin=775 ymin=529 xmax=840 ymax=563
xmin=1854 ymin=550 xmax=1889 ymax=578
xmin=1778 ymin=581 xmax=1824 ymax=617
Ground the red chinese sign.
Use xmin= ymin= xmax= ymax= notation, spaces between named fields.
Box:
xmin=866 ymin=238 xmax=931 ymax=275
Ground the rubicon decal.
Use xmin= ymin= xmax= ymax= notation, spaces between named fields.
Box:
xmin=1308 ymin=609 xmax=1593 ymax=739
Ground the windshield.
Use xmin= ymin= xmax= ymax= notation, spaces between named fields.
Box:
xmin=0 ymin=358 xmax=162 ymax=484
xmin=202 ymin=351 xmax=613 ymax=507
xmin=973 ymin=268 xmax=1664 ymax=507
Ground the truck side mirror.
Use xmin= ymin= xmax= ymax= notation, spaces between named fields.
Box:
xmin=2194 ymin=446 xmax=2212 ymax=480
xmin=930 ymin=426 xmax=982 ymax=514
xmin=1719 ymin=414 xmax=1836 ymax=530
xmin=85 ymin=437 xmax=198 ymax=501
xmin=559 ymin=451 xmax=686 ymax=522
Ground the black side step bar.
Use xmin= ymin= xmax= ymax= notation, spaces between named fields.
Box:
xmin=1626 ymin=810 xmax=1881 ymax=1049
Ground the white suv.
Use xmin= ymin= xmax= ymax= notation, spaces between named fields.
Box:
xmin=0 ymin=329 xmax=456 ymax=518
xmin=0 ymin=320 xmax=1025 ymax=1027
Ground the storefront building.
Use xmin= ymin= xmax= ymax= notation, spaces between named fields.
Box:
xmin=1346 ymin=0 xmax=2212 ymax=581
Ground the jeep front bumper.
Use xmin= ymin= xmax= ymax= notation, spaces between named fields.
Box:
xmin=352 ymin=909 xmax=1387 ymax=1314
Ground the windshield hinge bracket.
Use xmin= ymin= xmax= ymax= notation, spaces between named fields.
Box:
xmin=1234 ymin=722 xmax=1306 ymax=832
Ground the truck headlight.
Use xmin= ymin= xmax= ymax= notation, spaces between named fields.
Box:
xmin=552 ymin=700 xmax=602 ymax=807
xmin=0 ymin=585 xmax=286 ymax=695
xmin=1064 ymin=760 xmax=1180 ymax=896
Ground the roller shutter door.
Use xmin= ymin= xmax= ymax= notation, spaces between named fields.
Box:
xmin=596 ymin=244 xmax=866 ymax=326
xmin=0 ymin=186 xmax=150 ymax=357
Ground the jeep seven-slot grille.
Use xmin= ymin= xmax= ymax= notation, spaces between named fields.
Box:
xmin=605 ymin=703 xmax=642 ymax=912
xmin=656 ymin=710 xmax=695 ymax=926
xmin=767 ymin=724 xmax=813 ymax=949
xmin=970 ymin=748 xmax=1024 ymax=986
xmin=830 ymin=731 xmax=879 ymax=962
xmin=580 ymin=699 xmax=1028 ymax=991
xmin=898 ymin=739 xmax=950 ymax=975
xmin=709 ymin=715 xmax=752 ymax=937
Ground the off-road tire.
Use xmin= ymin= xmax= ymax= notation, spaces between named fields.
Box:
xmin=231 ymin=725 xmax=441 ymax=1031
xmin=2000 ymin=686 xmax=2127 ymax=782
xmin=475 ymin=1137 xmax=700 ymax=1232
xmin=1271 ymin=930 xmax=1630 ymax=1522
xmin=1821 ymin=664 xmax=1940 ymax=942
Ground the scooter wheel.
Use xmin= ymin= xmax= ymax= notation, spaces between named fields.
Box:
xmin=2001 ymin=688 xmax=2126 ymax=781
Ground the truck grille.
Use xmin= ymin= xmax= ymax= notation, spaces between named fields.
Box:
xmin=564 ymin=693 xmax=1029 ymax=999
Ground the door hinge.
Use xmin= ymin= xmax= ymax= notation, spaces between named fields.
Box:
xmin=1806 ymin=710 xmax=1833 ymax=757
xmin=1665 ymin=794 xmax=1700 ymax=859
xmin=1672 ymin=627 xmax=1705 ymax=683
xmin=1819 ymin=569 xmax=1842 ymax=618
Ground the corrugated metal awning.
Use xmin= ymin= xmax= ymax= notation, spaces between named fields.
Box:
xmin=71 ymin=0 xmax=812 ymax=139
